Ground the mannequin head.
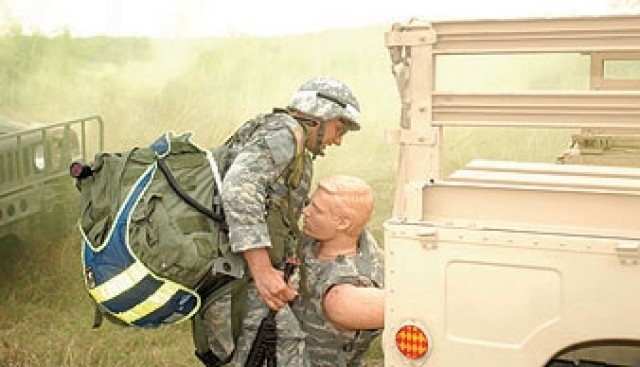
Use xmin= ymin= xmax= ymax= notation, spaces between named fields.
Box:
xmin=302 ymin=175 xmax=374 ymax=241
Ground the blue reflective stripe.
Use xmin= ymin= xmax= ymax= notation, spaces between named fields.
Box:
xmin=83 ymin=165 xmax=155 ymax=285
xmin=88 ymin=262 xmax=149 ymax=303
xmin=101 ymin=274 xmax=162 ymax=313
xmin=83 ymin=164 xmax=200 ymax=327
xmin=82 ymin=162 xmax=201 ymax=328
xmin=132 ymin=290 xmax=198 ymax=327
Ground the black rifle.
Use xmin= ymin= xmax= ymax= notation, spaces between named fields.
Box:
xmin=244 ymin=258 xmax=299 ymax=367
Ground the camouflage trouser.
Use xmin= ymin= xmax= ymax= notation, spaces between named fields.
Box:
xmin=229 ymin=281 xmax=308 ymax=367
xmin=203 ymin=293 xmax=235 ymax=360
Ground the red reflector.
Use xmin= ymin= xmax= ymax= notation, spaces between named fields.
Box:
xmin=70 ymin=161 xmax=93 ymax=179
xmin=395 ymin=324 xmax=429 ymax=360
xmin=70 ymin=162 xmax=83 ymax=177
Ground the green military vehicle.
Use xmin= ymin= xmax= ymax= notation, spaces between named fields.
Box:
xmin=0 ymin=115 xmax=103 ymax=244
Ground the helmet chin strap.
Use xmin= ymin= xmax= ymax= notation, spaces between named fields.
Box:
xmin=312 ymin=122 xmax=327 ymax=158
xmin=294 ymin=114 xmax=326 ymax=159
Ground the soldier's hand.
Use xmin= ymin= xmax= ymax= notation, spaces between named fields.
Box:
xmin=243 ymin=248 xmax=298 ymax=311
xmin=256 ymin=268 xmax=297 ymax=311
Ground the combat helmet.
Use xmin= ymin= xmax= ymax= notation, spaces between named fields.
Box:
xmin=288 ymin=77 xmax=360 ymax=131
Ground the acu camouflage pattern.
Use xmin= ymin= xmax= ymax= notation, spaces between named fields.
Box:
xmin=220 ymin=110 xmax=313 ymax=261
xmin=203 ymin=293 xmax=234 ymax=359
xmin=292 ymin=230 xmax=385 ymax=367
xmin=229 ymin=283 xmax=308 ymax=366
xmin=205 ymin=110 xmax=313 ymax=366
xmin=288 ymin=77 xmax=361 ymax=131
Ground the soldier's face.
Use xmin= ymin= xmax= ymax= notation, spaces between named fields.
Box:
xmin=302 ymin=189 xmax=339 ymax=240
xmin=305 ymin=119 xmax=347 ymax=152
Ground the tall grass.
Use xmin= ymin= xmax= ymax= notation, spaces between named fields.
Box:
xmin=2 ymin=23 xmax=636 ymax=366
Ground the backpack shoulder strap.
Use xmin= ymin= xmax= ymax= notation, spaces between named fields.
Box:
xmin=269 ymin=108 xmax=306 ymax=189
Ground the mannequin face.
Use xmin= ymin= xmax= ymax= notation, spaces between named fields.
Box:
xmin=302 ymin=189 xmax=340 ymax=240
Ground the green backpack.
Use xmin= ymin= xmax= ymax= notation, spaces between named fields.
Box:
xmin=73 ymin=120 xmax=305 ymax=366
xmin=76 ymin=131 xmax=243 ymax=329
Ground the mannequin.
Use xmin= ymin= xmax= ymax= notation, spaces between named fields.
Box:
xmin=294 ymin=175 xmax=385 ymax=366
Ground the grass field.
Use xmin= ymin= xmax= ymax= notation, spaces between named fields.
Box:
xmin=0 ymin=23 xmax=618 ymax=366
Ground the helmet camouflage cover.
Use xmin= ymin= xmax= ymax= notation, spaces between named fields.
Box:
xmin=288 ymin=77 xmax=361 ymax=131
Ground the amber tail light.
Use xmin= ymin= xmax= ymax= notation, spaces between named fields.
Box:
xmin=395 ymin=324 xmax=431 ymax=360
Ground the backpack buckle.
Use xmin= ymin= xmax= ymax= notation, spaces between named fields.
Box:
xmin=211 ymin=251 xmax=245 ymax=278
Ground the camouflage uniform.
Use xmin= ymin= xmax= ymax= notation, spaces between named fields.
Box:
xmin=204 ymin=109 xmax=313 ymax=366
xmin=292 ymin=231 xmax=385 ymax=367
xmin=204 ymin=76 xmax=361 ymax=366
xmin=221 ymin=111 xmax=312 ymax=255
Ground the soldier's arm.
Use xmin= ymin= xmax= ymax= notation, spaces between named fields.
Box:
xmin=221 ymin=125 xmax=299 ymax=309
xmin=323 ymin=285 xmax=385 ymax=331
xmin=221 ymin=127 xmax=296 ymax=252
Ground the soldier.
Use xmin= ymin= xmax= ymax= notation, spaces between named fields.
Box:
xmin=203 ymin=77 xmax=362 ymax=367
xmin=293 ymin=175 xmax=385 ymax=367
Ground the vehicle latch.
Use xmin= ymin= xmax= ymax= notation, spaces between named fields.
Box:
xmin=572 ymin=134 xmax=612 ymax=155
xmin=616 ymin=241 xmax=640 ymax=265
xmin=418 ymin=227 xmax=437 ymax=250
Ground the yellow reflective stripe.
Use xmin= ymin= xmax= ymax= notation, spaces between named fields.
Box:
xmin=116 ymin=282 xmax=181 ymax=323
xmin=88 ymin=262 xmax=148 ymax=303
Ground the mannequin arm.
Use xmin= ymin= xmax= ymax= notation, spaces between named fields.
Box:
xmin=323 ymin=284 xmax=384 ymax=331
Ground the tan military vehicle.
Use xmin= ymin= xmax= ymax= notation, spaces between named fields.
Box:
xmin=0 ymin=116 xmax=103 ymax=243
xmin=382 ymin=15 xmax=640 ymax=366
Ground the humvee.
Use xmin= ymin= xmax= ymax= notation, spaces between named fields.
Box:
xmin=0 ymin=115 xmax=103 ymax=243
xmin=382 ymin=14 xmax=640 ymax=366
